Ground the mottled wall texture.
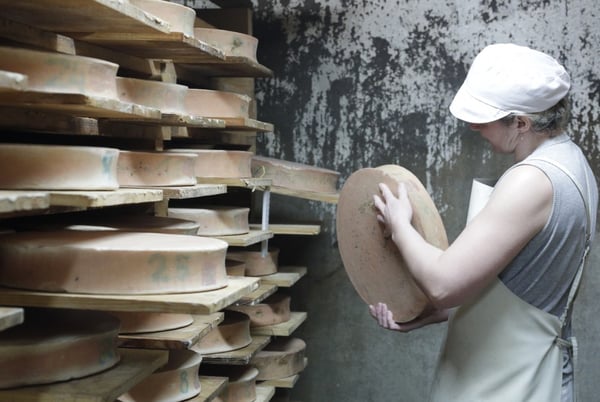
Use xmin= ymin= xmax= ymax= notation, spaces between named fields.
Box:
xmin=250 ymin=1 xmax=600 ymax=401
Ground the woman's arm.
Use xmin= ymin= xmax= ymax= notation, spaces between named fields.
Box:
xmin=369 ymin=302 xmax=449 ymax=332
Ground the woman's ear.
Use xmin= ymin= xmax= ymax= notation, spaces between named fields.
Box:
xmin=516 ymin=116 xmax=531 ymax=132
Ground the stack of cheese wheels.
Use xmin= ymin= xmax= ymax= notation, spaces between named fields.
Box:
xmin=117 ymin=150 xmax=197 ymax=187
xmin=0 ymin=308 xmax=120 ymax=389
xmin=0 ymin=231 xmax=229 ymax=294
xmin=129 ymin=0 xmax=196 ymax=37
xmin=227 ymin=293 xmax=291 ymax=327
xmin=191 ymin=310 xmax=252 ymax=354
xmin=227 ymin=247 xmax=278 ymax=276
xmin=251 ymin=156 xmax=340 ymax=194
xmin=184 ymin=89 xmax=251 ymax=118
xmin=119 ymin=349 xmax=203 ymax=402
xmin=116 ymin=77 xmax=189 ymax=114
xmin=108 ymin=311 xmax=194 ymax=334
xmin=168 ymin=206 xmax=250 ymax=236
xmin=194 ymin=28 xmax=259 ymax=61
xmin=225 ymin=258 xmax=246 ymax=276
xmin=336 ymin=165 xmax=448 ymax=322
xmin=0 ymin=144 xmax=119 ymax=190
xmin=0 ymin=46 xmax=119 ymax=98
xmin=250 ymin=337 xmax=306 ymax=381
xmin=167 ymin=149 xmax=253 ymax=179
xmin=199 ymin=365 xmax=258 ymax=402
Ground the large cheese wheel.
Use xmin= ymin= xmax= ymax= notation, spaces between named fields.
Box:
xmin=184 ymin=89 xmax=251 ymax=118
xmin=191 ymin=310 xmax=251 ymax=354
xmin=116 ymin=77 xmax=189 ymax=114
xmin=117 ymin=150 xmax=197 ymax=187
xmin=168 ymin=206 xmax=249 ymax=236
xmin=227 ymin=248 xmax=278 ymax=277
xmin=129 ymin=0 xmax=196 ymax=36
xmin=0 ymin=308 xmax=120 ymax=389
xmin=336 ymin=165 xmax=448 ymax=322
xmin=0 ymin=143 xmax=119 ymax=190
xmin=200 ymin=365 xmax=258 ymax=402
xmin=251 ymin=156 xmax=339 ymax=194
xmin=108 ymin=311 xmax=194 ymax=334
xmin=119 ymin=349 xmax=202 ymax=402
xmin=225 ymin=258 xmax=246 ymax=276
xmin=194 ymin=28 xmax=259 ymax=61
xmin=0 ymin=231 xmax=229 ymax=294
xmin=250 ymin=337 xmax=306 ymax=381
xmin=227 ymin=293 xmax=290 ymax=327
xmin=0 ymin=46 xmax=118 ymax=98
xmin=167 ymin=149 xmax=252 ymax=179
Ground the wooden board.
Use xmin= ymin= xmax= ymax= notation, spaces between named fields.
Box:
xmin=0 ymin=191 xmax=49 ymax=214
xmin=249 ymin=223 xmax=321 ymax=236
xmin=255 ymin=385 xmax=276 ymax=402
xmin=235 ymin=283 xmax=278 ymax=306
xmin=214 ymin=229 xmax=273 ymax=247
xmin=260 ymin=372 xmax=302 ymax=389
xmin=0 ymin=107 xmax=99 ymax=135
xmin=250 ymin=312 xmax=307 ymax=337
xmin=160 ymin=184 xmax=228 ymax=199
xmin=201 ymin=335 xmax=271 ymax=365
xmin=0 ymin=0 xmax=171 ymax=34
xmin=270 ymin=186 xmax=339 ymax=204
xmin=0 ymin=70 xmax=27 ymax=92
xmin=196 ymin=178 xmax=271 ymax=190
xmin=260 ymin=267 xmax=307 ymax=288
xmin=0 ymin=91 xmax=162 ymax=119
xmin=118 ymin=313 xmax=224 ymax=350
xmin=177 ymin=57 xmax=273 ymax=78
xmin=0 ymin=307 xmax=24 ymax=332
xmin=0 ymin=348 xmax=168 ymax=402
xmin=192 ymin=376 xmax=229 ymax=402
xmin=48 ymin=188 xmax=164 ymax=208
xmin=221 ymin=117 xmax=274 ymax=132
xmin=0 ymin=276 xmax=260 ymax=315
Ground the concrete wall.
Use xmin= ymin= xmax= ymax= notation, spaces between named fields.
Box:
xmin=250 ymin=0 xmax=600 ymax=401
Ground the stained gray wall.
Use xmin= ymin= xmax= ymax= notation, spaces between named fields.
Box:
xmin=250 ymin=1 xmax=600 ymax=401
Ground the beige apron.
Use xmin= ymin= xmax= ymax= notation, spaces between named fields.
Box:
xmin=431 ymin=160 xmax=592 ymax=402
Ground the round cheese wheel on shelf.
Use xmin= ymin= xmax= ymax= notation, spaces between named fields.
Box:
xmin=117 ymin=150 xmax=197 ymax=187
xmin=129 ymin=0 xmax=196 ymax=37
xmin=0 ymin=143 xmax=119 ymax=190
xmin=184 ymin=89 xmax=251 ymax=118
xmin=199 ymin=365 xmax=258 ymax=402
xmin=167 ymin=149 xmax=253 ymax=179
xmin=336 ymin=165 xmax=448 ymax=322
xmin=0 ymin=231 xmax=229 ymax=294
xmin=0 ymin=46 xmax=119 ymax=98
xmin=168 ymin=206 xmax=250 ymax=236
xmin=116 ymin=77 xmax=189 ymax=114
xmin=0 ymin=308 xmax=120 ymax=389
xmin=191 ymin=310 xmax=251 ymax=354
xmin=251 ymin=156 xmax=339 ymax=194
xmin=194 ymin=28 xmax=259 ymax=61
xmin=225 ymin=258 xmax=246 ymax=276
xmin=250 ymin=337 xmax=306 ymax=381
xmin=119 ymin=349 xmax=203 ymax=402
xmin=227 ymin=293 xmax=290 ymax=327
xmin=227 ymin=247 xmax=278 ymax=276
xmin=107 ymin=311 xmax=194 ymax=334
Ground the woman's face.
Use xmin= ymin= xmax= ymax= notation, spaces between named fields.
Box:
xmin=469 ymin=119 xmax=520 ymax=154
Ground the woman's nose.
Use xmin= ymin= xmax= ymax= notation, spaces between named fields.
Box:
xmin=469 ymin=123 xmax=484 ymax=131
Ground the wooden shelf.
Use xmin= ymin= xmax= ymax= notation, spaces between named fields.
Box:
xmin=260 ymin=266 xmax=307 ymax=288
xmin=0 ymin=107 xmax=100 ymax=136
xmin=160 ymin=184 xmax=228 ymax=200
xmin=0 ymin=276 xmax=260 ymax=315
xmin=234 ymin=283 xmax=278 ymax=306
xmin=196 ymin=177 xmax=271 ymax=190
xmin=255 ymin=385 xmax=276 ymax=402
xmin=249 ymin=223 xmax=321 ymax=236
xmin=0 ymin=307 xmax=24 ymax=332
xmin=220 ymin=117 xmax=274 ymax=132
xmin=260 ymin=373 xmax=302 ymax=389
xmin=48 ymin=188 xmax=164 ymax=208
xmin=0 ymin=348 xmax=168 ymax=402
xmin=214 ymin=229 xmax=274 ymax=247
xmin=271 ymin=186 xmax=339 ymax=204
xmin=201 ymin=334 xmax=271 ymax=365
xmin=192 ymin=376 xmax=228 ymax=402
xmin=251 ymin=312 xmax=307 ymax=337
xmin=177 ymin=56 xmax=273 ymax=78
xmin=0 ymin=70 xmax=27 ymax=92
xmin=118 ymin=313 xmax=224 ymax=350
xmin=0 ymin=191 xmax=50 ymax=214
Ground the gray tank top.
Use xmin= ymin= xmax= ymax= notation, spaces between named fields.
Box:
xmin=499 ymin=133 xmax=598 ymax=318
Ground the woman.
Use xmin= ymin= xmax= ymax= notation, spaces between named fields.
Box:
xmin=370 ymin=43 xmax=598 ymax=401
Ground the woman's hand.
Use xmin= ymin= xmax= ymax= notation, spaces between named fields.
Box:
xmin=369 ymin=302 xmax=449 ymax=332
xmin=373 ymin=182 xmax=413 ymax=240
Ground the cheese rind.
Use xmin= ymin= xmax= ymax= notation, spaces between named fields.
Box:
xmin=168 ymin=206 xmax=250 ymax=236
xmin=250 ymin=337 xmax=306 ymax=381
xmin=108 ymin=311 xmax=194 ymax=334
xmin=227 ymin=293 xmax=290 ymax=327
xmin=117 ymin=150 xmax=197 ymax=187
xmin=194 ymin=28 xmax=259 ymax=61
xmin=167 ymin=149 xmax=252 ymax=179
xmin=184 ymin=88 xmax=251 ymax=118
xmin=0 ymin=231 xmax=229 ymax=294
xmin=191 ymin=310 xmax=251 ymax=354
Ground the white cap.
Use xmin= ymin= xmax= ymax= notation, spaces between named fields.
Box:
xmin=449 ymin=43 xmax=570 ymax=124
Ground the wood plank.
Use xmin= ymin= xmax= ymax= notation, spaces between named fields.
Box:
xmin=249 ymin=223 xmax=321 ymax=236
xmin=0 ymin=348 xmax=168 ymax=402
xmin=118 ymin=313 xmax=224 ymax=350
xmin=201 ymin=334 xmax=271 ymax=365
xmin=48 ymin=188 xmax=164 ymax=208
xmin=0 ymin=276 xmax=260 ymax=315
xmin=0 ymin=70 xmax=27 ymax=92
xmin=255 ymin=385 xmax=276 ymax=402
xmin=0 ymin=191 xmax=49 ymax=214
xmin=213 ymin=229 xmax=273 ymax=247
xmin=234 ymin=283 xmax=278 ymax=306
xmin=260 ymin=267 xmax=307 ymax=288
xmin=191 ymin=376 xmax=228 ymax=402
xmin=196 ymin=177 xmax=271 ymax=190
xmin=0 ymin=107 xmax=99 ymax=135
xmin=270 ymin=186 xmax=339 ymax=204
xmin=177 ymin=57 xmax=273 ymax=78
xmin=160 ymin=184 xmax=228 ymax=200
xmin=0 ymin=0 xmax=171 ymax=34
xmin=0 ymin=307 xmax=24 ymax=332
xmin=0 ymin=91 xmax=162 ymax=119
xmin=220 ymin=117 xmax=273 ymax=132
xmin=250 ymin=312 xmax=307 ymax=337
xmin=260 ymin=373 xmax=301 ymax=389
